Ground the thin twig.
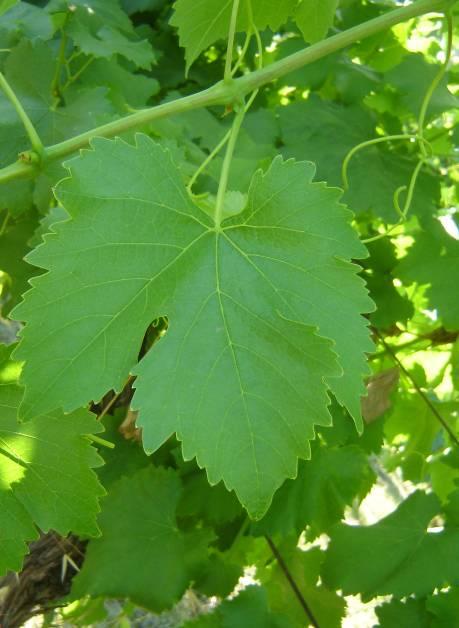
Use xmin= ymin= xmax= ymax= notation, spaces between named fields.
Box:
xmin=96 ymin=375 xmax=134 ymax=421
xmin=265 ymin=535 xmax=320 ymax=628
xmin=374 ymin=329 xmax=459 ymax=446
xmin=370 ymin=328 xmax=458 ymax=360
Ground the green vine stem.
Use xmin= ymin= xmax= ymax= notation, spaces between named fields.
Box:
xmin=85 ymin=434 xmax=115 ymax=449
xmin=417 ymin=11 xmax=453 ymax=156
xmin=362 ymin=159 xmax=426 ymax=243
xmin=224 ymin=0 xmax=241 ymax=81
xmin=341 ymin=134 xmax=432 ymax=192
xmin=187 ymin=89 xmax=259 ymax=194
xmin=231 ymin=29 xmax=252 ymax=77
xmin=62 ymin=55 xmax=95 ymax=92
xmin=189 ymin=6 xmax=262 ymax=196
xmin=0 ymin=0 xmax=453 ymax=185
xmin=51 ymin=16 xmax=69 ymax=100
xmin=214 ymin=103 xmax=246 ymax=227
xmin=0 ymin=71 xmax=44 ymax=157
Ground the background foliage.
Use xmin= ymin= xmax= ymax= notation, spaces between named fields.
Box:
xmin=0 ymin=0 xmax=458 ymax=625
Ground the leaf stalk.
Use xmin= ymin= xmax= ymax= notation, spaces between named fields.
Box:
xmin=0 ymin=71 xmax=44 ymax=157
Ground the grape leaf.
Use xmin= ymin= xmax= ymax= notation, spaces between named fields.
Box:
xmin=65 ymin=8 xmax=155 ymax=69
xmin=376 ymin=598 xmax=431 ymax=628
xmin=0 ymin=1 xmax=54 ymax=41
xmin=427 ymin=588 xmax=459 ymax=628
xmin=255 ymin=444 xmax=375 ymax=538
xmin=322 ymin=491 xmax=459 ymax=599
xmin=294 ymin=0 xmax=339 ymax=44
xmin=72 ymin=466 xmax=209 ymax=611
xmin=363 ymin=239 xmax=414 ymax=329
xmin=278 ymin=96 xmax=440 ymax=222
xmin=260 ymin=546 xmax=346 ymax=628
xmin=386 ymin=54 xmax=458 ymax=119
xmin=0 ymin=0 xmax=17 ymax=17
xmin=397 ymin=225 xmax=459 ymax=330
xmin=13 ymin=135 xmax=372 ymax=518
xmin=170 ymin=0 xmax=297 ymax=71
xmin=0 ymin=211 xmax=39 ymax=315
xmin=0 ymin=380 xmax=105 ymax=575
xmin=0 ymin=39 xmax=116 ymax=212
xmin=184 ymin=585 xmax=290 ymax=628
xmin=74 ymin=57 xmax=159 ymax=108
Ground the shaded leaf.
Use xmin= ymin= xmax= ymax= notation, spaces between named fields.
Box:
xmin=72 ymin=466 xmax=209 ymax=611
xmin=322 ymin=491 xmax=459 ymax=599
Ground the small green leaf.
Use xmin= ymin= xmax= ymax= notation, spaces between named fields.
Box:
xmin=294 ymin=0 xmax=339 ymax=44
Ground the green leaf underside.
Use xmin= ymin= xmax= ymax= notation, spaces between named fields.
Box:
xmin=13 ymin=135 xmax=373 ymax=518
xmin=0 ymin=380 xmax=105 ymax=574
xmin=73 ymin=466 xmax=203 ymax=611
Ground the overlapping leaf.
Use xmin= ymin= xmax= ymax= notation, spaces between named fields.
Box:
xmin=170 ymin=0 xmax=297 ymax=71
xmin=0 ymin=376 xmax=105 ymax=574
xmin=0 ymin=39 xmax=116 ymax=212
xmin=397 ymin=223 xmax=459 ymax=330
xmin=260 ymin=546 xmax=346 ymax=628
xmin=294 ymin=0 xmax=339 ymax=43
xmin=13 ymin=134 xmax=372 ymax=517
xmin=278 ymin=96 xmax=441 ymax=222
xmin=72 ymin=466 xmax=210 ymax=611
xmin=184 ymin=585 xmax=290 ymax=628
xmin=322 ymin=491 xmax=459 ymax=599
xmin=255 ymin=444 xmax=375 ymax=538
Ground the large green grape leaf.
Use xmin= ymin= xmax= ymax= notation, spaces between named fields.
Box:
xmin=72 ymin=466 xmax=210 ymax=611
xmin=322 ymin=491 xmax=459 ymax=599
xmin=13 ymin=135 xmax=373 ymax=518
xmin=170 ymin=0 xmax=297 ymax=71
xmin=0 ymin=379 xmax=105 ymax=575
